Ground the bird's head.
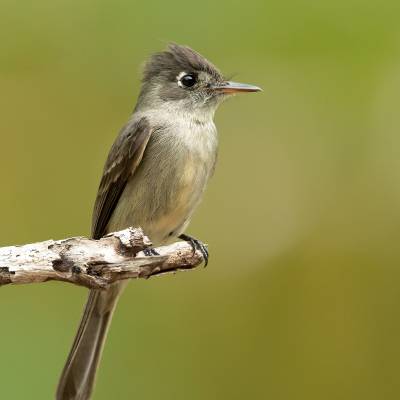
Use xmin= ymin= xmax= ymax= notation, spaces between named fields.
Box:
xmin=136 ymin=43 xmax=261 ymax=116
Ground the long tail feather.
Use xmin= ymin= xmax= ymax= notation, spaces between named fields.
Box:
xmin=56 ymin=282 xmax=127 ymax=400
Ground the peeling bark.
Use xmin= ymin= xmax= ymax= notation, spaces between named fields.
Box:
xmin=0 ymin=228 xmax=205 ymax=289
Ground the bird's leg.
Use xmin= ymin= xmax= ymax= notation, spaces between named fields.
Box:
xmin=143 ymin=248 xmax=160 ymax=256
xmin=178 ymin=234 xmax=209 ymax=266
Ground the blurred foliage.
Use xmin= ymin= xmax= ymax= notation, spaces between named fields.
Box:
xmin=1 ymin=0 xmax=400 ymax=399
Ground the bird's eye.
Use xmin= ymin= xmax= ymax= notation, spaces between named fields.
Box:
xmin=179 ymin=74 xmax=197 ymax=88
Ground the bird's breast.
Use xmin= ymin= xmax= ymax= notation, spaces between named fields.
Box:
xmin=109 ymin=117 xmax=218 ymax=245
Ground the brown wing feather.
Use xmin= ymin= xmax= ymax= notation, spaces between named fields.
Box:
xmin=91 ymin=117 xmax=152 ymax=239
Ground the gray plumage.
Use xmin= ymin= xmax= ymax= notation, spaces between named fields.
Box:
xmin=56 ymin=43 xmax=260 ymax=400
xmin=142 ymin=43 xmax=223 ymax=83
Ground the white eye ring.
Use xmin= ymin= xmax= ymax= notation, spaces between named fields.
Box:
xmin=177 ymin=71 xmax=188 ymax=88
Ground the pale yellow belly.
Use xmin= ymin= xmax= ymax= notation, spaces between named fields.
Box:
xmin=107 ymin=117 xmax=218 ymax=245
xmin=108 ymin=156 xmax=210 ymax=246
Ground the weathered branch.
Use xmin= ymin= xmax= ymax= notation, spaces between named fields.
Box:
xmin=0 ymin=228 xmax=205 ymax=289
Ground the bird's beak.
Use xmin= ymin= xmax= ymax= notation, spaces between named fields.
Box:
xmin=212 ymin=81 xmax=262 ymax=94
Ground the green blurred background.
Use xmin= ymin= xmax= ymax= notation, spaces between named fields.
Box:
xmin=1 ymin=0 xmax=400 ymax=399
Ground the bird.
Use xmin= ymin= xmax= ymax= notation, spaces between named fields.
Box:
xmin=56 ymin=43 xmax=261 ymax=400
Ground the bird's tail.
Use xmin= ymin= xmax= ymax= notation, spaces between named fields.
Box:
xmin=56 ymin=282 xmax=127 ymax=400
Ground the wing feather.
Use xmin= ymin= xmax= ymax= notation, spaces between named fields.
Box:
xmin=91 ymin=117 xmax=152 ymax=239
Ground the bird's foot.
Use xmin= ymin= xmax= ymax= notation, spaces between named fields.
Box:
xmin=179 ymin=234 xmax=209 ymax=267
xmin=143 ymin=247 xmax=160 ymax=256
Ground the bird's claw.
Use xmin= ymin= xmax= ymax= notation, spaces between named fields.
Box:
xmin=179 ymin=234 xmax=209 ymax=267
xmin=143 ymin=248 xmax=160 ymax=256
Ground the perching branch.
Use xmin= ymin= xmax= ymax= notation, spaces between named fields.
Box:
xmin=0 ymin=227 xmax=205 ymax=289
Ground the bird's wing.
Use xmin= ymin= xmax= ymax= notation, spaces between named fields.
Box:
xmin=91 ymin=117 xmax=153 ymax=239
